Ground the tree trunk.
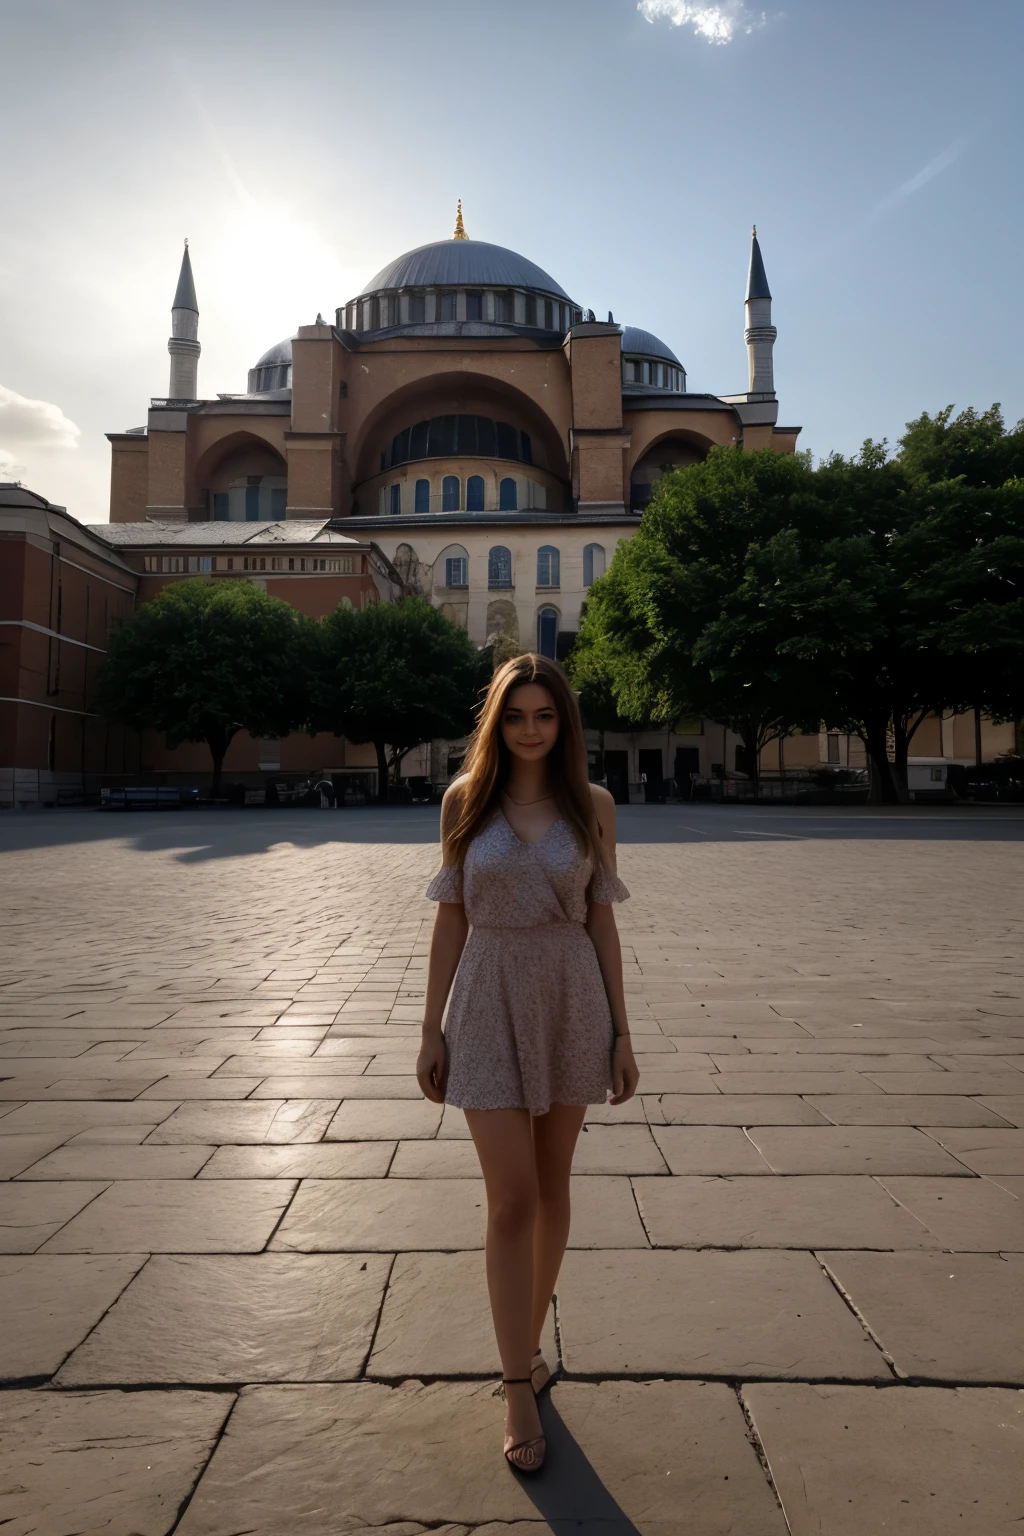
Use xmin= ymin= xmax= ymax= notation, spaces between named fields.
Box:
xmin=739 ymin=723 xmax=760 ymax=802
xmin=374 ymin=740 xmax=389 ymax=804
xmin=862 ymin=722 xmax=900 ymax=805
xmin=205 ymin=727 xmax=234 ymax=799
xmin=974 ymin=704 xmax=983 ymax=767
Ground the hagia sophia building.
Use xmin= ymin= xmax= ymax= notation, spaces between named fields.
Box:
xmin=4 ymin=207 xmax=1009 ymax=805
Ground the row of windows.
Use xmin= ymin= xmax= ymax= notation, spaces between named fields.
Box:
xmin=440 ymin=542 xmax=606 ymax=590
xmin=143 ymin=554 xmax=356 ymax=574
xmin=345 ymin=291 xmax=582 ymax=334
xmin=211 ymin=485 xmax=288 ymax=521
xmin=382 ymin=416 xmax=532 ymax=472
xmin=623 ymin=358 xmax=685 ymax=391
xmin=382 ymin=474 xmax=525 ymax=515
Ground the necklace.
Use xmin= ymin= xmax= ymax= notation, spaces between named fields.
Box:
xmin=503 ymin=791 xmax=555 ymax=806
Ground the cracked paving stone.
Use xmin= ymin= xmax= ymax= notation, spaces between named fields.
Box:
xmin=0 ymin=1387 xmax=231 ymax=1535
xmin=0 ymin=1254 xmax=145 ymax=1379
xmin=40 ymin=1178 xmax=295 ymax=1253
xmin=557 ymin=1249 xmax=891 ymax=1379
xmin=57 ymin=1253 xmax=392 ymax=1384
xmin=174 ymin=1380 xmax=789 ymax=1535
xmin=743 ymin=1382 xmax=1024 ymax=1535
xmin=0 ymin=1181 xmax=108 ymax=1253
xmin=819 ymin=1251 xmax=1024 ymax=1383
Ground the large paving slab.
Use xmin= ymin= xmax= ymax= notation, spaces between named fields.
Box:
xmin=743 ymin=1382 xmax=1024 ymax=1535
xmin=57 ymin=1253 xmax=392 ymax=1384
xmin=16 ymin=1141 xmax=215 ymax=1178
xmin=174 ymin=1380 xmax=789 ymax=1535
xmin=198 ymin=1141 xmax=394 ymax=1178
xmin=557 ymin=1249 xmax=890 ymax=1378
xmin=368 ymin=1251 xmax=558 ymax=1377
xmin=744 ymin=1125 xmax=970 ymax=1174
xmin=819 ymin=1250 xmax=1024 ymax=1383
xmin=0 ymin=1180 xmax=108 ymax=1252
xmin=0 ymin=1387 xmax=231 ymax=1535
xmin=657 ymin=1094 xmax=831 ymax=1124
xmin=651 ymin=1124 xmax=774 ymax=1173
xmin=633 ymin=1175 xmax=940 ymax=1248
xmin=805 ymin=1094 xmax=1013 ymax=1126
xmin=41 ymin=1178 xmax=296 ymax=1252
xmin=0 ymin=1253 xmax=145 ymax=1379
xmin=922 ymin=1127 xmax=1024 ymax=1174
xmin=876 ymin=1175 xmax=1024 ymax=1250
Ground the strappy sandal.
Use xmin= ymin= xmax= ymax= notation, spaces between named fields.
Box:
xmin=501 ymin=1377 xmax=546 ymax=1473
xmin=531 ymin=1349 xmax=555 ymax=1396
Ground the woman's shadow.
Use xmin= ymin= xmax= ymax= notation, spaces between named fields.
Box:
xmin=508 ymin=1390 xmax=644 ymax=1535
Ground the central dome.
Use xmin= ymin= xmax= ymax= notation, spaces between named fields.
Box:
xmin=360 ymin=239 xmax=571 ymax=301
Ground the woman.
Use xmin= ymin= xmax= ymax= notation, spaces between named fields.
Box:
xmin=416 ymin=653 xmax=639 ymax=1474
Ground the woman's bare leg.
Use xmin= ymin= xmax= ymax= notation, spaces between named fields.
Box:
xmin=530 ymin=1102 xmax=587 ymax=1355
xmin=464 ymin=1107 xmax=543 ymax=1449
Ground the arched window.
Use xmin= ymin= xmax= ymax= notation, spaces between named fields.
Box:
xmin=488 ymin=546 xmax=512 ymax=588
xmin=439 ymin=543 xmax=469 ymax=588
xmin=499 ymin=477 xmax=518 ymax=511
xmin=467 ymin=475 xmax=485 ymax=512
xmin=537 ymin=545 xmax=560 ymax=587
xmin=537 ymin=607 xmax=558 ymax=659
xmin=583 ymin=543 xmax=606 ymax=587
xmin=442 ymin=476 xmax=461 ymax=512
xmin=415 ymin=478 xmax=430 ymax=514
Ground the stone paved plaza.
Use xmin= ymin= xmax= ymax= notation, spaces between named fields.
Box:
xmin=2 ymin=803 xmax=1024 ymax=1535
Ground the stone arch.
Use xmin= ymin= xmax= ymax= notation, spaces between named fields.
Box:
xmin=191 ymin=431 xmax=288 ymax=522
xmin=627 ymin=428 xmax=719 ymax=512
xmin=349 ymin=371 xmax=570 ymax=487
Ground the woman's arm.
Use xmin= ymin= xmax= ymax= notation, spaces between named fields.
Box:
xmin=585 ymin=786 xmax=639 ymax=1106
xmin=417 ymin=784 xmax=470 ymax=1103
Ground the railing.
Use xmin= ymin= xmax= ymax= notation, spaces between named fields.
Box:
xmin=357 ymin=490 xmax=555 ymax=518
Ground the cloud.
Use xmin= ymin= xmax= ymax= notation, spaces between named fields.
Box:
xmin=0 ymin=446 xmax=27 ymax=480
xmin=868 ymin=138 xmax=966 ymax=222
xmin=637 ymin=0 xmax=768 ymax=43
xmin=0 ymin=385 xmax=81 ymax=452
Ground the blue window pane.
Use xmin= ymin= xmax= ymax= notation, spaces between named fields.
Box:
xmin=445 ymin=556 xmax=468 ymax=587
xmin=270 ymin=488 xmax=287 ymax=519
xmin=537 ymin=545 xmax=559 ymax=586
xmin=537 ymin=608 xmax=558 ymax=658
xmin=442 ymin=476 xmax=460 ymax=512
xmin=496 ymin=421 xmax=518 ymax=460
xmin=415 ymin=479 xmax=430 ymax=514
xmin=520 ymin=431 xmax=532 ymax=465
xmin=213 ymin=493 xmax=229 ymax=521
xmin=467 ymin=475 xmax=485 ymax=512
xmin=466 ymin=291 xmax=482 ymax=321
xmin=245 ymin=486 xmax=260 ymax=522
xmin=488 ymin=546 xmax=512 ymax=587
xmin=389 ymin=484 xmax=401 ymax=515
xmin=499 ymin=477 xmax=517 ymax=511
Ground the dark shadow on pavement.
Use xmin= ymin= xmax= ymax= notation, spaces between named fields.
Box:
xmin=508 ymin=1393 xmax=644 ymax=1536
xmin=2 ymin=804 xmax=1024 ymax=861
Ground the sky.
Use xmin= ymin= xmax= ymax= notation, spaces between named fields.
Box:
xmin=1 ymin=0 xmax=1022 ymax=523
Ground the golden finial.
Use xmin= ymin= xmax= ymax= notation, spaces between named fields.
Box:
xmin=752 ymin=223 xmax=757 ymax=238
xmin=453 ymin=199 xmax=468 ymax=240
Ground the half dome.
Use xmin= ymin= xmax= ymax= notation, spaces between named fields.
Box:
xmin=621 ymin=325 xmax=681 ymax=366
xmin=248 ymin=338 xmax=292 ymax=395
xmin=360 ymin=239 xmax=571 ymax=301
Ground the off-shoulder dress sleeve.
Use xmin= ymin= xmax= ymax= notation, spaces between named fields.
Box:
xmin=426 ymin=863 xmax=464 ymax=903
xmin=587 ymin=858 xmax=630 ymax=905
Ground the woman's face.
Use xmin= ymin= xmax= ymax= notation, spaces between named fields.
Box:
xmin=500 ymin=683 xmax=560 ymax=763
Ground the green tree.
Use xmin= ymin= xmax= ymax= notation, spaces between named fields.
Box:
xmin=314 ymin=596 xmax=485 ymax=801
xmin=573 ymin=448 xmax=864 ymax=796
xmin=898 ymin=403 xmax=1024 ymax=488
xmin=95 ymin=578 xmax=313 ymax=795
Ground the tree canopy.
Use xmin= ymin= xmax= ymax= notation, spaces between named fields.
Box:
xmin=573 ymin=431 xmax=1024 ymax=802
xmin=95 ymin=578 xmax=313 ymax=792
xmin=313 ymin=596 xmax=486 ymax=800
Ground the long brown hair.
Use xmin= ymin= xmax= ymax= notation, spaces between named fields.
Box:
xmin=445 ymin=653 xmax=605 ymax=869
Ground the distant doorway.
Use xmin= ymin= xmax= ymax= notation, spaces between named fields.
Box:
xmin=604 ymin=750 xmax=629 ymax=805
xmin=639 ymin=748 xmax=664 ymax=803
xmin=674 ymin=746 xmax=700 ymax=801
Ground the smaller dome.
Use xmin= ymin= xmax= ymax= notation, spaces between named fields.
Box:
xmin=248 ymin=338 xmax=292 ymax=395
xmin=620 ymin=326 xmax=681 ymax=367
xmin=254 ymin=338 xmax=292 ymax=369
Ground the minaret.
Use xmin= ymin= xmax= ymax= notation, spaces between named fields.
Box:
xmin=744 ymin=225 xmax=776 ymax=395
xmin=167 ymin=241 xmax=200 ymax=400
